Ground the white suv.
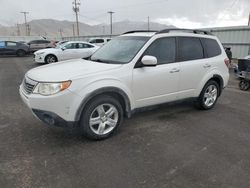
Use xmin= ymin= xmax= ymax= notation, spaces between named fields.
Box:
xmin=20 ymin=29 xmax=230 ymax=140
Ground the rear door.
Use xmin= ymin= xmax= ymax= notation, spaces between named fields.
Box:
xmin=177 ymin=37 xmax=211 ymax=99
xmin=5 ymin=42 xmax=18 ymax=54
xmin=77 ymin=43 xmax=96 ymax=58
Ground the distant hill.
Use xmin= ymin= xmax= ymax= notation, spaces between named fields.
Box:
xmin=0 ymin=19 xmax=174 ymax=38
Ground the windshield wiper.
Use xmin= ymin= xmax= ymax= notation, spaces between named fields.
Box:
xmin=91 ymin=59 xmax=110 ymax=64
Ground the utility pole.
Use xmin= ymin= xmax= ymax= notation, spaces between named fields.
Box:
xmin=20 ymin=11 xmax=29 ymax=36
xmin=59 ymin=28 xmax=63 ymax=38
xmin=72 ymin=0 xmax=80 ymax=36
xmin=16 ymin=23 xmax=20 ymax=36
xmin=108 ymin=11 xmax=114 ymax=35
xmin=72 ymin=24 xmax=75 ymax=37
xmin=147 ymin=16 xmax=150 ymax=31
xmin=27 ymin=24 xmax=31 ymax=36
xmin=248 ymin=12 xmax=250 ymax=26
xmin=102 ymin=26 xmax=105 ymax=35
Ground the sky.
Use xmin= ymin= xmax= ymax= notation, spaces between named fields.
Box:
xmin=0 ymin=0 xmax=249 ymax=28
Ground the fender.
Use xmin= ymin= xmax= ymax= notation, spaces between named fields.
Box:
xmin=75 ymin=87 xmax=132 ymax=121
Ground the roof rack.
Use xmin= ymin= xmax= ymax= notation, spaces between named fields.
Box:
xmin=157 ymin=28 xmax=213 ymax=35
xmin=123 ymin=30 xmax=158 ymax=34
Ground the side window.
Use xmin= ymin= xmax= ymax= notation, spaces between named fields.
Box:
xmin=89 ymin=39 xmax=96 ymax=44
xmin=201 ymin=38 xmax=222 ymax=58
xmin=0 ymin=41 xmax=5 ymax=48
xmin=64 ymin=43 xmax=76 ymax=49
xmin=143 ymin=37 xmax=176 ymax=65
xmin=96 ymin=39 xmax=104 ymax=43
xmin=7 ymin=42 xmax=17 ymax=47
xmin=79 ymin=43 xmax=94 ymax=48
xmin=178 ymin=37 xmax=204 ymax=62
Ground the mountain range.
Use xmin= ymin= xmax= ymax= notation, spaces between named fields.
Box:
xmin=0 ymin=19 xmax=174 ymax=38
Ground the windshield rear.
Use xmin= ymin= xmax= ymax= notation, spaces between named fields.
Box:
xmin=90 ymin=36 xmax=150 ymax=64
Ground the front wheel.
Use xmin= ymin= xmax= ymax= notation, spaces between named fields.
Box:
xmin=196 ymin=80 xmax=219 ymax=110
xmin=80 ymin=95 xmax=123 ymax=140
xmin=16 ymin=50 xmax=26 ymax=57
xmin=45 ymin=55 xmax=57 ymax=63
xmin=239 ymin=80 xmax=250 ymax=91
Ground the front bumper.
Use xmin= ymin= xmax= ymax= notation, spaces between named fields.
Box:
xmin=19 ymin=86 xmax=81 ymax=129
xmin=34 ymin=54 xmax=46 ymax=63
xmin=32 ymin=109 xmax=77 ymax=129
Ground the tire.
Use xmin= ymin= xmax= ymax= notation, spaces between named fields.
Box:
xmin=80 ymin=95 xmax=124 ymax=140
xmin=196 ymin=80 xmax=219 ymax=110
xmin=239 ymin=80 xmax=250 ymax=91
xmin=16 ymin=50 xmax=26 ymax=57
xmin=45 ymin=54 xmax=57 ymax=64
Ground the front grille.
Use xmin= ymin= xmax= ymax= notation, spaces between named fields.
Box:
xmin=22 ymin=77 xmax=37 ymax=94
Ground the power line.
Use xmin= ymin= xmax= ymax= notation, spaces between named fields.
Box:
xmin=72 ymin=0 xmax=80 ymax=36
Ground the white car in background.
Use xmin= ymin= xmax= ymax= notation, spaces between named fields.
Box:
xmin=34 ymin=41 xmax=99 ymax=63
xmin=244 ymin=55 xmax=250 ymax=60
xmin=88 ymin=38 xmax=111 ymax=46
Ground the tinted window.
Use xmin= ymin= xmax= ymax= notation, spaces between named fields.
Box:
xmin=143 ymin=37 xmax=176 ymax=65
xmin=89 ymin=39 xmax=96 ymax=44
xmin=201 ymin=38 xmax=221 ymax=58
xmin=38 ymin=40 xmax=50 ymax=44
xmin=96 ymin=39 xmax=104 ymax=43
xmin=79 ymin=43 xmax=94 ymax=48
xmin=7 ymin=42 xmax=17 ymax=47
xmin=64 ymin=43 xmax=77 ymax=49
xmin=178 ymin=37 xmax=204 ymax=61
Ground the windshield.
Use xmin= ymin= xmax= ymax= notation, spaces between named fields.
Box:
xmin=90 ymin=36 xmax=149 ymax=64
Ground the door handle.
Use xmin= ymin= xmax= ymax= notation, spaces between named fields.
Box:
xmin=170 ymin=68 xmax=180 ymax=73
xmin=203 ymin=64 xmax=211 ymax=68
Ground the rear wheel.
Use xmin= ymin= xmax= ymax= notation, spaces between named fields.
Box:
xmin=239 ymin=80 xmax=250 ymax=91
xmin=80 ymin=95 xmax=123 ymax=140
xmin=16 ymin=50 xmax=26 ymax=57
xmin=196 ymin=80 xmax=219 ymax=110
xmin=45 ymin=54 xmax=57 ymax=63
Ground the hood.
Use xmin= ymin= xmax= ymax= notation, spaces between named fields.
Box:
xmin=26 ymin=59 xmax=122 ymax=82
xmin=34 ymin=48 xmax=60 ymax=54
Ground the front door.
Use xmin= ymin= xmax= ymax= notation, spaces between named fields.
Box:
xmin=132 ymin=37 xmax=180 ymax=108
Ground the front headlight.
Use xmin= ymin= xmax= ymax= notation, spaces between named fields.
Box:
xmin=33 ymin=81 xmax=71 ymax=96
xmin=36 ymin=52 xmax=45 ymax=56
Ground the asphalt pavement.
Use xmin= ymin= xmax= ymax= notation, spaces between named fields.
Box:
xmin=0 ymin=56 xmax=250 ymax=188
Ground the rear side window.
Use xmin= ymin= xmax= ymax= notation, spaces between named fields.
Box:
xmin=201 ymin=38 xmax=222 ymax=58
xmin=143 ymin=37 xmax=176 ymax=65
xmin=178 ymin=37 xmax=204 ymax=62
xmin=7 ymin=42 xmax=17 ymax=47
xmin=96 ymin=39 xmax=104 ymax=43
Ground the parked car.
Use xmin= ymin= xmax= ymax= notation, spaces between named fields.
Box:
xmin=34 ymin=41 xmax=99 ymax=63
xmin=88 ymin=38 xmax=111 ymax=46
xmin=20 ymin=29 xmax=229 ymax=140
xmin=0 ymin=41 xmax=29 ymax=56
xmin=244 ymin=55 xmax=250 ymax=60
xmin=28 ymin=40 xmax=55 ymax=52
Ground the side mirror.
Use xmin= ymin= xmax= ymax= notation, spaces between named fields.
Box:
xmin=61 ymin=47 xmax=66 ymax=51
xmin=141 ymin=55 xmax=157 ymax=66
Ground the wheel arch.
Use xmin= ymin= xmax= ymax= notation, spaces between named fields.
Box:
xmin=75 ymin=87 xmax=132 ymax=122
xmin=45 ymin=54 xmax=58 ymax=62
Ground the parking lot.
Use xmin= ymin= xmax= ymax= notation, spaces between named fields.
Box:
xmin=0 ymin=56 xmax=250 ymax=188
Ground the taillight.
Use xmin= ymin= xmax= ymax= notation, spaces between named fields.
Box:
xmin=224 ymin=58 xmax=230 ymax=68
